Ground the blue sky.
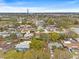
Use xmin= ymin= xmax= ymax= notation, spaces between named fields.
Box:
xmin=0 ymin=0 xmax=79 ymax=12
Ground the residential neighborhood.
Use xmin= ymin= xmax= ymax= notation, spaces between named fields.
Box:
xmin=0 ymin=13 xmax=79 ymax=59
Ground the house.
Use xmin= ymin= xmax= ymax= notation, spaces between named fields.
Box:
xmin=52 ymin=42 xmax=63 ymax=48
xmin=0 ymin=41 xmax=14 ymax=52
xmin=35 ymin=20 xmax=45 ymax=27
xmin=75 ymin=38 xmax=79 ymax=42
xmin=62 ymin=38 xmax=79 ymax=49
xmin=18 ymin=25 xmax=35 ymax=33
xmin=37 ymin=26 xmax=44 ymax=32
xmin=70 ymin=27 xmax=79 ymax=34
xmin=16 ymin=32 xmax=23 ymax=38
xmin=15 ymin=41 xmax=31 ymax=51
xmin=48 ymin=42 xmax=63 ymax=50
xmin=45 ymin=25 xmax=66 ymax=33
xmin=24 ymin=31 xmax=34 ymax=40
xmin=0 ymin=31 xmax=10 ymax=38
xmin=46 ymin=25 xmax=56 ymax=31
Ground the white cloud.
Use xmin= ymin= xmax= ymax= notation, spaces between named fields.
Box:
xmin=0 ymin=0 xmax=79 ymax=13
xmin=0 ymin=6 xmax=79 ymax=13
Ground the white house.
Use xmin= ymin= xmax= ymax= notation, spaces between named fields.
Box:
xmin=0 ymin=31 xmax=10 ymax=38
xmin=15 ymin=41 xmax=31 ymax=51
xmin=24 ymin=31 xmax=34 ymax=39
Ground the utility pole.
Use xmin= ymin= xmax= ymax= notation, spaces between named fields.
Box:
xmin=27 ymin=9 xmax=29 ymax=20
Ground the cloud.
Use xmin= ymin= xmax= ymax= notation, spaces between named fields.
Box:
xmin=0 ymin=0 xmax=79 ymax=13
xmin=0 ymin=5 xmax=79 ymax=13
xmin=0 ymin=5 xmax=47 ymax=13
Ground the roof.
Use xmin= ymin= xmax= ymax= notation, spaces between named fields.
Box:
xmin=63 ymin=40 xmax=79 ymax=49
xmin=71 ymin=28 xmax=79 ymax=34
xmin=15 ymin=41 xmax=31 ymax=49
xmin=75 ymin=38 xmax=79 ymax=42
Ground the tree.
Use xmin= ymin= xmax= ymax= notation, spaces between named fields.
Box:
xmin=71 ymin=32 xmax=78 ymax=38
xmin=4 ymin=49 xmax=50 ymax=59
xmin=55 ymin=18 xmax=73 ymax=28
xmin=54 ymin=49 xmax=72 ymax=59
xmin=36 ymin=49 xmax=50 ymax=59
xmin=23 ymin=50 xmax=34 ymax=59
xmin=0 ymin=50 xmax=4 ymax=58
xmin=47 ymin=18 xmax=54 ymax=25
xmin=30 ymin=39 xmax=45 ymax=50
xmin=4 ymin=36 xmax=11 ymax=42
xmin=60 ymin=33 xmax=67 ymax=40
xmin=10 ymin=33 xmax=17 ymax=39
xmin=66 ymin=31 xmax=79 ymax=38
xmin=35 ymin=33 xmax=50 ymax=41
xmin=50 ymin=32 xmax=60 ymax=42
xmin=5 ymin=50 xmax=20 ymax=59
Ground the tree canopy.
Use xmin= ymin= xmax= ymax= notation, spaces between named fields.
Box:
xmin=30 ymin=39 xmax=45 ymax=50
xmin=50 ymin=32 xmax=60 ymax=42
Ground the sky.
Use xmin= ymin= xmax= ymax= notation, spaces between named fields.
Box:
xmin=0 ymin=0 xmax=79 ymax=13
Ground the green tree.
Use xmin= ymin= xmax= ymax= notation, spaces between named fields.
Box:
xmin=4 ymin=36 xmax=11 ymax=42
xmin=40 ymin=33 xmax=50 ymax=41
xmin=55 ymin=18 xmax=73 ymax=28
xmin=54 ymin=49 xmax=72 ymax=59
xmin=60 ymin=33 xmax=67 ymax=40
xmin=66 ymin=31 xmax=79 ymax=38
xmin=4 ymin=50 xmax=23 ymax=59
xmin=70 ymin=32 xmax=78 ymax=38
xmin=4 ymin=49 xmax=50 ymax=59
xmin=10 ymin=33 xmax=17 ymax=39
xmin=47 ymin=18 xmax=54 ymax=25
xmin=0 ymin=50 xmax=4 ymax=58
xmin=30 ymin=39 xmax=45 ymax=50
xmin=50 ymin=32 xmax=60 ymax=42
xmin=24 ymin=50 xmax=34 ymax=59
